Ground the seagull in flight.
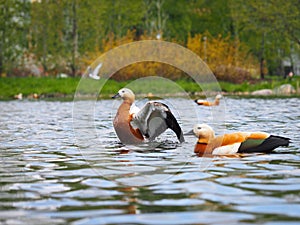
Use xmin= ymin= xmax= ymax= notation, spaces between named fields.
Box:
xmin=88 ymin=63 xmax=102 ymax=80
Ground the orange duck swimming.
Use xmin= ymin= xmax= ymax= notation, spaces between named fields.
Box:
xmin=194 ymin=94 xmax=222 ymax=106
xmin=193 ymin=124 xmax=290 ymax=156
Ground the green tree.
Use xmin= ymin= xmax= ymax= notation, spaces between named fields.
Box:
xmin=229 ymin=1 xmax=271 ymax=79
xmin=62 ymin=0 xmax=79 ymax=77
xmin=0 ymin=0 xmax=30 ymax=76
xmin=261 ymin=0 xmax=300 ymax=76
xmin=268 ymin=0 xmax=300 ymax=46
xmin=30 ymin=0 xmax=65 ymax=75
xmin=164 ymin=0 xmax=192 ymax=42
xmin=76 ymin=0 xmax=106 ymax=53
xmin=101 ymin=0 xmax=145 ymax=38
xmin=189 ymin=0 xmax=232 ymax=36
xmin=144 ymin=0 xmax=168 ymax=39
xmin=229 ymin=0 xmax=300 ymax=78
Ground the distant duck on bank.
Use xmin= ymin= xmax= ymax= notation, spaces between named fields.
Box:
xmin=193 ymin=124 xmax=290 ymax=156
xmin=194 ymin=94 xmax=222 ymax=106
xmin=112 ymin=88 xmax=185 ymax=144
xmin=28 ymin=93 xmax=39 ymax=99
xmin=14 ymin=93 xmax=23 ymax=100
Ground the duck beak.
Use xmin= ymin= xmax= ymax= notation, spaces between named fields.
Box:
xmin=185 ymin=129 xmax=195 ymax=136
xmin=112 ymin=92 xmax=121 ymax=99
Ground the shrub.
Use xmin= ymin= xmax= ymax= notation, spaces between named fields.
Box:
xmin=214 ymin=65 xmax=253 ymax=83
xmin=187 ymin=32 xmax=258 ymax=83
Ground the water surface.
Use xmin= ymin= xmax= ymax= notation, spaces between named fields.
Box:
xmin=1 ymin=97 xmax=299 ymax=224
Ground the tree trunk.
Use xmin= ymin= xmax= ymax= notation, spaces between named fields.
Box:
xmin=0 ymin=2 xmax=6 ymax=76
xmin=0 ymin=52 xmax=3 ymax=76
xmin=259 ymin=33 xmax=265 ymax=79
xmin=259 ymin=57 xmax=265 ymax=80
xmin=71 ymin=0 xmax=78 ymax=77
xmin=0 ymin=31 xmax=3 ymax=75
xmin=42 ymin=27 xmax=47 ymax=76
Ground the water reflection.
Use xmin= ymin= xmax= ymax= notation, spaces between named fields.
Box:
xmin=0 ymin=97 xmax=299 ymax=224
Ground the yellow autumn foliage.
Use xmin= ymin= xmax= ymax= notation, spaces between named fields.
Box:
xmin=81 ymin=30 xmax=186 ymax=81
xmin=81 ymin=30 xmax=258 ymax=83
xmin=187 ymin=32 xmax=259 ymax=83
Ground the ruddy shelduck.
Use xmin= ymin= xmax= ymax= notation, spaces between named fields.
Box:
xmin=112 ymin=88 xmax=185 ymax=144
xmin=14 ymin=93 xmax=23 ymax=100
xmin=194 ymin=94 xmax=222 ymax=106
xmin=193 ymin=124 xmax=290 ymax=156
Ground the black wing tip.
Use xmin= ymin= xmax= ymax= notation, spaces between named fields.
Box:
xmin=239 ymin=135 xmax=290 ymax=154
xmin=150 ymin=101 xmax=185 ymax=143
xmin=269 ymin=135 xmax=291 ymax=146
xmin=179 ymin=134 xmax=185 ymax=143
xmin=165 ymin=111 xmax=185 ymax=143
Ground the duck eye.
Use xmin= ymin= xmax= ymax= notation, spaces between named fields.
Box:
xmin=197 ymin=127 xmax=201 ymax=130
xmin=122 ymin=90 xmax=125 ymax=93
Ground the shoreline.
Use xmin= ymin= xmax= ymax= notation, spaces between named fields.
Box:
xmin=1 ymin=77 xmax=299 ymax=101
xmin=3 ymin=91 xmax=299 ymax=101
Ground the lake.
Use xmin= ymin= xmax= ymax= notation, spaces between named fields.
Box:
xmin=1 ymin=97 xmax=299 ymax=224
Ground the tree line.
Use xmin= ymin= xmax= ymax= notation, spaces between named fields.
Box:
xmin=0 ymin=0 xmax=299 ymax=82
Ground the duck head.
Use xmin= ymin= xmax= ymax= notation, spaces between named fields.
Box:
xmin=193 ymin=124 xmax=215 ymax=143
xmin=215 ymin=94 xmax=222 ymax=99
xmin=112 ymin=88 xmax=135 ymax=103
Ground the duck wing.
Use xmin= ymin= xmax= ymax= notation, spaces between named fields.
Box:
xmin=130 ymin=101 xmax=184 ymax=142
xmin=238 ymin=135 xmax=290 ymax=153
xmin=129 ymin=102 xmax=140 ymax=115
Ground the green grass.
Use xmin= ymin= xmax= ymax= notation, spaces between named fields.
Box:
xmin=0 ymin=77 xmax=126 ymax=100
xmin=219 ymin=76 xmax=300 ymax=93
xmin=0 ymin=77 xmax=79 ymax=99
xmin=0 ymin=76 xmax=299 ymax=100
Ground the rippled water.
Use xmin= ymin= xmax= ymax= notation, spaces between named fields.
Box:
xmin=1 ymin=97 xmax=300 ymax=224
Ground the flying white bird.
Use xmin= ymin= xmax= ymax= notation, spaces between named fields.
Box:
xmin=88 ymin=63 xmax=102 ymax=80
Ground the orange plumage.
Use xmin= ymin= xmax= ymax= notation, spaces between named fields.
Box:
xmin=128 ymin=114 xmax=144 ymax=141
xmin=195 ymin=94 xmax=222 ymax=106
xmin=193 ymin=124 xmax=289 ymax=155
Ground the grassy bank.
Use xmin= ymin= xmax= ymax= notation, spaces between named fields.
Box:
xmin=0 ymin=77 xmax=122 ymax=100
xmin=0 ymin=76 xmax=299 ymax=100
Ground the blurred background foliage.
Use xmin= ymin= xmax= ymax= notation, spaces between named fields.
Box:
xmin=0 ymin=0 xmax=299 ymax=83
